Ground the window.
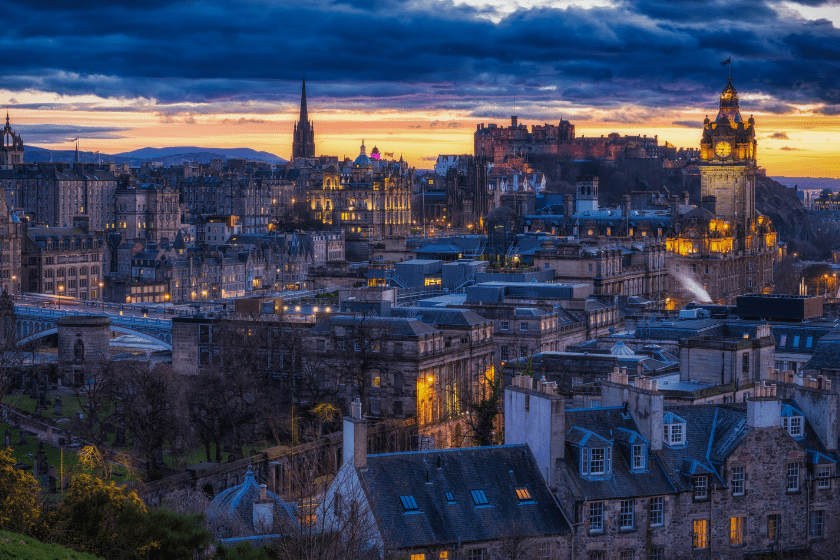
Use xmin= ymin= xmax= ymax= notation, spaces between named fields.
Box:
xmin=787 ymin=463 xmax=801 ymax=491
xmin=742 ymin=353 xmax=749 ymax=375
xmin=817 ymin=466 xmax=831 ymax=489
xmin=470 ymin=489 xmax=488 ymax=505
xmin=620 ymin=499 xmax=634 ymax=529
xmin=439 ymin=553 xmax=449 ymax=560
xmin=587 ymin=447 xmax=611 ymax=475
xmin=354 ymin=341 xmax=362 ymax=352
xmin=466 ymin=549 xmax=485 ymax=560
xmin=520 ymin=322 xmax=529 ymax=332
xmin=400 ymin=495 xmax=418 ymax=511
xmin=520 ymin=346 xmax=528 ymax=358
xmin=768 ymin=514 xmax=780 ymax=543
xmin=810 ymin=510 xmax=824 ymax=539
xmin=693 ymin=520 xmax=708 ymax=549
xmin=780 ymin=334 xmax=787 ymax=346
xmin=411 ymin=555 xmax=425 ymax=560
xmin=620 ymin=552 xmax=634 ymax=560
xmin=793 ymin=335 xmax=800 ymax=347
xmin=500 ymin=346 xmax=509 ymax=361
xmin=694 ymin=476 xmax=708 ymax=500
xmin=730 ymin=516 xmax=744 ymax=545
xmin=663 ymin=414 xmax=686 ymax=446
xmin=783 ymin=416 xmax=803 ymax=438
xmin=649 ymin=548 xmax=664 ymax=560
xmin=537 ymin=542 xmax=550 ymax=558
xmin=590 ymin=554 xmax=604 ymax=560
xmin=444 ymin=491 xmax=455 ymax=504
xmin=731 ymin=466 xmax=745 ymax=496
xmin=806 ymin=336 xmax=814 ymax=348
xmin=649 ymin=497 xmax=663 ymax=526
xmin=589 ymin=501 xmax=604 ymax=532
xmin=514 ymin=487 xmax=532 ymax=501
xmin=632 ymin=444 xmax=645 ymax=470
xmin=500 ymin=321 xmax=509 ymax=331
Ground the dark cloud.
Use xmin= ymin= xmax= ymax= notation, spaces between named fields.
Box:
xmin=816 ymin=105 xmax=840 ymax=115
xmin=429 ymin=120 xmax=463 ymax=129
xmin=14 ymin=124 xmax=130 ymax=144
xmin=769 ymin=132 xmax=790 ymax=139
xmin=1 ymin=0 xmax=839 ymax=117
xmin=779 ymin=146 xmax=800 ymax=151
xmin=672 ymin=120 xmax=703 ymax=128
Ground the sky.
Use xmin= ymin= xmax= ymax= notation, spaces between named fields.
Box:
xmin=2 ymin=0 xmax=840 ymax=176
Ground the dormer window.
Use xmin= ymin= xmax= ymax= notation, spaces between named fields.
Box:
xmin=632 ymin=444 xmax=646 ymax=470
xmin=582 ymin=447 xmax=612 ymax=476
xmin=781 ymin=405 xmax=805 ymax=439
xmin=664 ymin=412 xmax=687 ymax=446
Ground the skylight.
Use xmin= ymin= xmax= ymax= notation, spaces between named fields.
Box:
xmin=515 ymin=487 xmax=532 ymax=501
xmin=400 ymin=495 xmax=418 ymax=511
xmin=470 ymin=489 xmax=489 ymax=505
xmin=444 ymin=491 xmax=455 ymax=503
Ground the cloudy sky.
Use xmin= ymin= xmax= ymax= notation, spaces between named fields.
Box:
xmin=2 ymin=0 xmax=840 ymax=176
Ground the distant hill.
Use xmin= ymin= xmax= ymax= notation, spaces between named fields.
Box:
xmin=114 ymin=146 xmax=286 ymax=163
xmin=23 ymin=145 xmax=286 ymax=165
xmin=771 ymin=176 xmax=840 ymax=192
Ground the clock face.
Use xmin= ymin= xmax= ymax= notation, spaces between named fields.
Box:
xmin=715 ymin=142 xmax=732 ymax=157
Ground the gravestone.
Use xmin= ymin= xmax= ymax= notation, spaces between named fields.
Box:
xmin=54 ymin=396 xmax=62 ymax=415
xmin=48 ymin=475 xmax=57 ymax=494
xmin=4 ymin=429 xmax=9 ymax=447
xmin=29 ymin=379 xmax=37 ymax=399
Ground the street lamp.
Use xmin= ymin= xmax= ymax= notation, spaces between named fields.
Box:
xmin=201 ymin=290 xmax=208 ymax=302
xmin=57 ymin=285 xmax=64 ymax=309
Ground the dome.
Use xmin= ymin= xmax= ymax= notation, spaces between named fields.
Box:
xmin=484 ymin=204 xmax=519 ymax=222
xmin=353 ymin=140 xmax=371 ymax=167
xmin=610 ymin=341 xmax=636 ymax=356
xmin=206 ymin=466 xmax=299 ymax=537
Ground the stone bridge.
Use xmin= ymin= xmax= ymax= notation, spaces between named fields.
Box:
xmin=14 ymin=305 xmax=174 ymax=350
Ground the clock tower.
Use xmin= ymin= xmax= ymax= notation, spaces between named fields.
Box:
xmin=698 ymin=78 xmax=757 ymax=241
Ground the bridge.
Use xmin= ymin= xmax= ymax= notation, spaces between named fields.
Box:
xmin=14 ymin=304 xmax=174 ymax=350
xmin=11 ymin=288 xmax=342 ymax=351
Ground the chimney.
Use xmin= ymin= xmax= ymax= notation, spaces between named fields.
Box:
xmin=601 ymin=374 xmax=664 ymax=451
xmin=746 ymin=390 xmax=781 ymax=429
xmin=701 ymin=195 xmax=717 ymax=216
xmin=343 ymin=398 xmax=367 ymax=469
xmin=669 ymin=195 xmax=680 ymax=229
xmin=504 ymin=381 xmax=565 ymax=489
xmin=253 ymin=484 xmax=273 ymax=534
xmin=563 ymin=194 xmax=574 ymax=219
xmin=791 ymin=385 xmax=838 ymax=452
xmin=259 ymin=484 xmax=267 ymax=500
xmin=621 ymin=194 xmax=631 ymax=221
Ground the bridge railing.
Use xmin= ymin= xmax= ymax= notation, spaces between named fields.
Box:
xmin=15 ymin=306 xmax=172 ymax=327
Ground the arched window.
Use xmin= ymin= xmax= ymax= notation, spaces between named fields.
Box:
xmin=91 ymin=266 xmax=99 ymax=276
xmin=69 ymin=268 xmax=77 ymax=277
xmin=45 ymin=270 xmax=54 ymax=278
xmin=80 ymin=267 xmax=88 ymax=276
xmin=57 ymin=268 xmax=65 ymax=278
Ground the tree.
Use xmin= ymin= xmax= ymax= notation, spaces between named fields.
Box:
xmin=112 ymin=362 xmax=185 ymax=478
xmin=49 ymin=474 xmax=149 ymax=559
xmin=0 ymin=446 xmax=41 ymax=534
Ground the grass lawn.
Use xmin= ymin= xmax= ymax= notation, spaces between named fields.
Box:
xmin=2 ymin=394 xmax=91 ymax=421
xmin=0 ymin=530 xmax=103 ymax=559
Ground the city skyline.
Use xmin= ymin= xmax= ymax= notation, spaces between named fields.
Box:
xmin=3 ymin=0 xmax=840 ymax=175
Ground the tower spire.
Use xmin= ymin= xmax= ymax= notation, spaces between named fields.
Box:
xmin=300 ymin=76 xmax=308 ymax=124
xmin=75 ymin=139 xmax=79 ymax=163
xmin=291 ymin=77 xmax=315 ymax=160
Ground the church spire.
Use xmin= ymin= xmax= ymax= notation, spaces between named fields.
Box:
xmin=75 ymin=140 xmax=79 ymax=163
xmin=299 ymin=77 xmax=309 ymax=125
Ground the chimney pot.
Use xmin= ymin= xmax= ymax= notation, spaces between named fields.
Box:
xmin=259 ymin=484 xmax=267 ymax=500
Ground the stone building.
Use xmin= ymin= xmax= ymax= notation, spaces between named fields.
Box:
xmin=666 ymin=79 xmax=777 ymax=306
xmin=114 ymin=183 xmax=180 ymax=243
xmin=22 ymin=224 xmax=105 ymax=300
xmin=1 ymin=112 xmax=24 ymax=168
xmin=0 ymin=195 xmax=23 ymax=295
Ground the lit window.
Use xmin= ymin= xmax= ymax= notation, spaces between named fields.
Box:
xmin=515 ymin=487 xmax=532 ymax=501
xmin=730 ymin=516 xmax=744 ymax=545
xmin=693 ymin=519 xmax=708 ymax=549
xmin=589 ymin=501 xmax=604 ymax=532
xmin=411 ymin=555 xmax=425 ymax=560
xmin=620 ymin=499 xmax=634 ymax=529
xmin=694 ymin=475 xmax=708 ymax=500
xmin=470 ymin=489 xmax=488 ymax=505
xmin=787 ymin=463 xmax=801 ymax=492
xmin=731 ymin=466 xmax=745 ymax=496
xmin=768 ymin=514 xmax=780 ymax=543
xmin=400 ymin=495 xmax=418 ymax=511
xmin=818 ymin=466 xmax=831 ymax=489
xmin=650 ymin=496 xmax=663 ymax=526
xmin=810 ymin=510 xmax=824 ymax=539
xmin=439 ymin=553 xmax=449 ymax=560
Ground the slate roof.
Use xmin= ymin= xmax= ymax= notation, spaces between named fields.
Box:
xmin=310 ymin=315 xmax=439 ymax=337
xmin=560 ymin=407 xmax=676 ymax=501
xmin=206 ymin=466 xmax=298 ymax=535
xmin=360 ymin=445 xmax=570 ymax=550
xmin=390 ymin=307 xmax=490 ymax=327
xmin=803 ymin=331 xmax=840 ymax=371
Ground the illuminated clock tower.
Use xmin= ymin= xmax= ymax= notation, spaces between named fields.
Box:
xmin=698 ymin=78 xmax=757 ymax=242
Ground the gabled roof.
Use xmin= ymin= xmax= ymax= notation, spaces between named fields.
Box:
xmin=359 ymin=445 xmax=569 ymax=550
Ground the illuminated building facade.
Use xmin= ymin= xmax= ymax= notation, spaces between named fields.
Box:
xmin=667 ymin=80 xmax=777 ymax=306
